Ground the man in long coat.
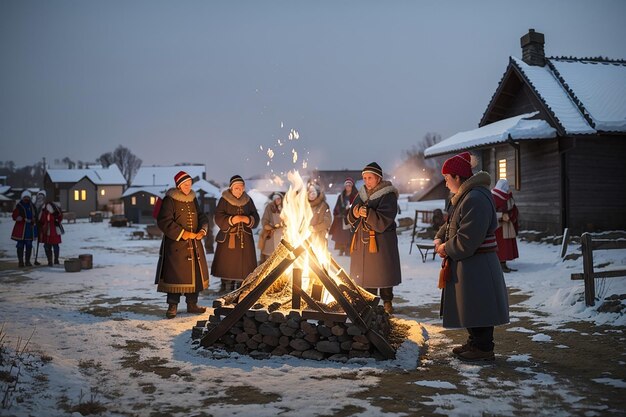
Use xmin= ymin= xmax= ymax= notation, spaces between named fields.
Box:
xmin=434 ymin=152 xmax=510 ymax=362
xmin=211 ymin=175 xmax=259 ymax=291
xmin=155 ymin=171 xmax=210 ymax=319
xmin=347 ymin=162 xmax=401 ymax=314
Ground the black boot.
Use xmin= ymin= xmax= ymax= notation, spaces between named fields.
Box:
xmin=166 ymin=303 xmax=177 ymax=319
xmin=53 ymin=246 xmax=60 ymax=264
xmin=186 ymin=302 xmax=207 ymax=314
xmin=45 ymin=247 xmax=53 ymax=266
xmin=17 ymin=247 xmax=24 ymax=268
xmin=25 ymin=246 xmax=32 ymax=266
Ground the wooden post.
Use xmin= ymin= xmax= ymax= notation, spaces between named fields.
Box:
xmin=292 ymin=268 xmax=302 ymax=309
xmin=581 ymin=233 xmax=595 ymax=306
xmin=409 ymin=209 xmax=419 ymax=254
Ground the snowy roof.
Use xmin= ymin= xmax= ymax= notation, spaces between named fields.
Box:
xmin=0 ymin=194 xmax=12 ymax=202
xmin=46 ymin=165 xmax=126 ymax=185
xmin=131 ymin=165 xmax=206 ymax=188
xmin=121 ymin=185 xmax=168 ymax=199
xmin=548 ymin=58 xmax=626 ymax=131
xmin=0 ymin=185 xmax=10 ymax=195
xmin=424 ymin=112 xmax=557 ymax=157
xmin=192 ymin=179 xmax=220 ymax=198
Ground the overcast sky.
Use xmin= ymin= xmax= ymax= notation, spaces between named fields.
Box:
xmin=1 ymin=0 xmax=626 ymax=183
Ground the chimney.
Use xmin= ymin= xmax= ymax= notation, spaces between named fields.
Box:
xmin=520 ymin=29 xmax=545 ymax=66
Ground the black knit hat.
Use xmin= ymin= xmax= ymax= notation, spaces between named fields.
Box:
xmin=362 ymin=162 xmax=383 ymax=178
xmin=229 ymin=175 xmax=245 ymax=188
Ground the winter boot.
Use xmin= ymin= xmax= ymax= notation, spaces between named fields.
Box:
xmin=452 ymin=343 xmax=472 ymax=356
xmin=17 ymin=247 xmax=24 ymax=268
xmin=457 ymin=346 xmax=495 ymax=362
xmin=186 ymin=302 xmax=207 ymax=314
xmin=165 ymin=303 xmax=177 ymax=319
xmin=500 ymin=262 xmax=512 ymax=273
xmin=219 ymin=279 xmax=227 ymax=293
xmin=53 ymin=246 xmax=60 ymax=264
xmin=383 ymin=300 xmax=394 ymax=314
xmin=24 ymin=246 xmax=32 ymax=266
xmin=45 ymin=246 xmax=53 ymax=266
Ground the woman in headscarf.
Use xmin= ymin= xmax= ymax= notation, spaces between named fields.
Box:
xmin=347 ymin=162 xmax=401 ymax=314
xmin=307 ymin=182 xmax=332 ymax=249
xmin=258 ymin=191 xmax=284 ymax=264
xmin=434 ymin=152 xmax=509 ymax=362
xmin=330 ymin=177 xmax=358 ymax=256
xmin=155 ymin=171 xmax=210 ymax=319
xmin=211 ymin=175 xmax=259 ymax=291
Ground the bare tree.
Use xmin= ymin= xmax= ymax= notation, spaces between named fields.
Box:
xmin=111 ymin=145 xmax=142 ymax=186
xmin=61 ymin=157 xmax=75 ymax=169
xmin=97 ymin=152 xmax=115 ymax=168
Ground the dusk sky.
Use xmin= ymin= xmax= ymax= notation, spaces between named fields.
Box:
xmin=2 ymin=0 xmax=626 ymax=183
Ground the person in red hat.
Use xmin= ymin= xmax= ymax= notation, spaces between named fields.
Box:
xmin=347 ymin=162 xmax=401 ymax=314
xmin=211 ymin=175 xmax=260 ymax=292
xmin=433 ymin=152 xmax=509 ymax=362
xmin=330 ymin=177 xmax=358 ymax=256
xmin=155 ymin=171 xmax=210 ymax=319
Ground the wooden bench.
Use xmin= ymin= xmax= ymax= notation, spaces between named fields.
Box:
xmin=415 ymin=242 xmax=436 ymax=263
xmin=64 ymin=211 xmax=77 ymax=223
xmin=570 ymin=232 xmax=626 ymax=306
xmin=131 ymin=230 xmax=145 ymax=240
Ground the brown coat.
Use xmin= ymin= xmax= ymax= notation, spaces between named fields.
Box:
xmin=155 ymin=188 xmax=209 ymax=294
xmin=211 ymin=190 xmax=260 ymax=281
xmin=308 ymin=192 xmax=332 ymax=248
xmin=347 ymin=180 xmax=401 ymax=288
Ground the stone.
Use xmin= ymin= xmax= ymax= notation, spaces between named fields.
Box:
xmin=269 ymin=311 xmax=286 ymax=323
xmin=279 ymin=323 xmax=297 ymax=337
xmin=316 ymin=341 xmax=341 ymax=354
xmin=279 ymin=336 xmax=290 ymax=347
xmin=235 ymin=332 xmax=249 ymax=344
xmin=302 ymin=349 xmax=325 ymax=361
xmin=251 ymin=333 xmax=263 ymax=343
xmin=317 ymin=325 xmax=333 ymax=338
xmin=331 ymin=325 xmax=345 ymax=336
xmin=327 ymin=354 xmax=349 ymax=363
xmin=254 ymin=310 xmax=270 ymax=322
xmin=286 ymin=318 xmax=300 ymax=329
xmin=351 ymin=342 xmax=370 ymax=351
xmin=289 ymin=338 xmax=311 ymax=351
xmin=304 ymin=333 xmax=319 ymax=344
xmin=287 ymin=310 xmax=302 ymax=321
xmin=259 ymin=323 xmax=282 ymax=338
xmin=262 ymin=335 xmax=280 ymax=347
xmin=301 ymin=321 xmax=317 ymax=335
xmin=271 ymin=346 xmax=289 ymax=356
xmin=340 ymin=340 xmax=353 ymax=351
xmin=346 ymin=325 xmax=362 ymax=336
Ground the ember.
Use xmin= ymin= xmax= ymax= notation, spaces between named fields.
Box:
xmin=193 ymin=171 xmax=396 ymax=361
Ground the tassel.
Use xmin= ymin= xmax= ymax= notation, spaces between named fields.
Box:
xmin=438 ymin=257 xmax=451 ymax=289
xmin=228 ymin=232 xmax=235 ymax=249
xmin=350 ymin=231 xmax=357 ymax=254
xmin=368 ymin=230 xmax=377 ymax=253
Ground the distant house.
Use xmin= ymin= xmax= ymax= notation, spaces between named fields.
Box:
xmin=0 ymin=185 xmax=13 ymax=213
xmin=44 ymin=165 xmax=126 ymax=218
xmin=122 ymin=165 xmax=214 ymax=224
xmin=425 ymin=29 xmax=626 ymax=234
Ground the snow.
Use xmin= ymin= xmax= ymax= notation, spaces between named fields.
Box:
xmin=1 ymin=192 xmax=625 ymax=416
xmin=131 ymin=165 xmax=206 ymax=188
xmin=424 ymin=112 xmax=556 ymax=157
xmin=511 ymin=57 xmax=597 ymax=135
xmin=46 ymin=166 xmax=126 ymax=185
xmin=550 ymin=59 xmax=626 ymax=132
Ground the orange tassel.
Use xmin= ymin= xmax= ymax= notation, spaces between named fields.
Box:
xmin=438 ymin=257 xmax=451 ymax=289
xmin=228 ymin=232 xmax=235 ymax=249
xmin=350 ymin=231 xmax=357 ymax=254
xmin=368 ymin=230 xmax=377 ymax=253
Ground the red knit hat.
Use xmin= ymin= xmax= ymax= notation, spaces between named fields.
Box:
xmin=174 ymin=171 xmax=192 ymax=187
xmin=441 ymin=152 xmax=473 ymax=178
xmin=344 ymin=177 xmax=354 ymax=187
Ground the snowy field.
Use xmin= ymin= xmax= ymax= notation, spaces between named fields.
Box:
xmin=0 ymin=195 xmax=625 ymax=417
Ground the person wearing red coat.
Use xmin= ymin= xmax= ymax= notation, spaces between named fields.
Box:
xmin=38 ymin=198 xmax=63 ymax=266
xmin=491 ymin=179 xmax=519 ymax=273
xmin=11 ymin=190 xmax=37 ymax=267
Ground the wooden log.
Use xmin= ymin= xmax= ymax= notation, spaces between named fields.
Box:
xmin=200 ymin=243 xmax=304 ymax=347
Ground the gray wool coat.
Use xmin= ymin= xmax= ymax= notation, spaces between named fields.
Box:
xmin=435 ymin=171 xmax=510 ymax=329
xmin=347 ymin=180 xmax=401 ymax=289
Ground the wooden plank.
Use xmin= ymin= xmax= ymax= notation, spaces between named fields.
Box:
xmin=590 ymin=240 xmax=626 ymax=251
xmin=581 ymin=233 xmax=596 ymax=307
xmin=200 ymin=245 xmax=305 ymax=347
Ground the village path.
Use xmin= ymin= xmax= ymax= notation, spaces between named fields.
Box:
xmin=353 ymin=289 xmax=626 ymax=417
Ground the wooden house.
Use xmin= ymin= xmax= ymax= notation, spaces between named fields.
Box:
xmin=121 ymin=165 xmax=217 ymax=224
xmin=44 ymin=166 xmax=126 ymax=218
xmin=425 ymin=29 xmax=626 ymax=234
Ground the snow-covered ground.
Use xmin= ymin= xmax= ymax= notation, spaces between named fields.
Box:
xmin=0 ymin=195 xmax=624 ymax=417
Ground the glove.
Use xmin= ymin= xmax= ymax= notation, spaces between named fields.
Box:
xmin=46 ymin=203 xmax=54 ymax=212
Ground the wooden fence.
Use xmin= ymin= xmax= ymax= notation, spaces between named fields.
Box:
xmin=570 ymin=232 xmax=626 ymax=306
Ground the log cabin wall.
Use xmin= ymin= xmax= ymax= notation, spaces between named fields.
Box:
xmin=566 ymin=135 xmax=626 ymax=233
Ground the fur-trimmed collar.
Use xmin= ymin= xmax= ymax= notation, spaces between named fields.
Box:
xmin=358 ymin=180 xmax=398 ymax=202
xmin=308 ymin=192 xmax=326 ymax=208
xmin=166 ymin=187 xmax=197 ymax=203
xmin=450 ymin=171 xmax=491 ymax=205
xmin=221 ymin=189 xmax=251 ymax=207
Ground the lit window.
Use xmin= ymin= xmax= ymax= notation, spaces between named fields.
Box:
xmin=100 ymin=189 xmax=105 ymax=196
xmin=150 ymin=196 xmax=156 ymax=205
xmin=131 ymin=196 xmax=136 ymax=206
xmin=498 ymin=159 xmax=507 ymax=180
xmin=74 ymin=190 xmax=80 ymax=201
xmin=81 ymin=190 xmax=87 ymax=200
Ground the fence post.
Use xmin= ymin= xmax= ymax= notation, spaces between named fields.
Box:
xmin=581 ymin=233 xmax=595 ymax=306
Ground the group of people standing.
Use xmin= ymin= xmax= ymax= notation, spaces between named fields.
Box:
xmin=11 ymin=190 xmax=63 ymax=268
xmin=153 ymin=154 xmax=515 ymax=363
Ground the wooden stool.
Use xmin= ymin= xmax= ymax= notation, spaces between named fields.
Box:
xmin=415 ymin=243 xmax=436 ymax=263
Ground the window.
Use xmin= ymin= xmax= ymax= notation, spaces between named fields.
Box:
xmin=150 ymin=196 xmax=156 ymax=205
xmin=100 ymin=189 xmax=105 ymax=196
xmin=498 ymin=159 xmax=507 ymax=180
xmin=74 ymin=190 xmax=87 ymax=201
xmin=131 ymin=196 xmax=136 ymax=206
